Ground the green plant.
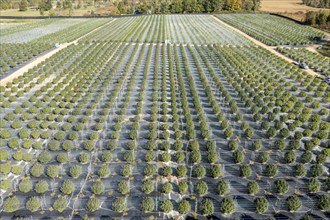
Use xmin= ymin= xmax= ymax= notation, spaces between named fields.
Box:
xmin=318 ymin=195 xmax=330 ymax=211
xmin=91 ymin=179 xmax=105 ymax=195
xmin=118 ymin=180 xmax=130 ymax=195
xmin=255 ymin=197 xmax=268 ymax=214
xmin=3 ymin=196 xmax=20 ymax=213
xmin=274 ymin=179 xmax=289 ymax=194
xmin=112 ymin=197 xmax=127 ymax=212
xmin=220 ymin=197 xmax=235 ymax=215
xmin=199 ymin=198 xmax=214 ymax=215
xmin=307 ymin=178 xmax=321 ymax=193
xmin=178 ymin=199 xmax=191 ymax=214
xmin=86 ymin=197 xmax=101 ymax=212
xmin=60 ymin=180 xmax=75 ymax=195
xmin=160 ymin=199 xmax=173 ymax=213
xmin=26 ymin=196 xmax=41 ymax=212
xmin=140 ymin=197 xmax=155 ymax=212
xmin=217 ymin=180 xmax=229 ymax=195
xmin=287 ymin=195 xmax=302 ymax=212
xmin=35 ymin=180 xmax=48 ymax=194
xmin=195 ymin=180 xmax=208 ymax=195
xmin=19 ymin=178 xmax=33 ymax=193
xmin=247 ymin=180 xmax=259 ymax=195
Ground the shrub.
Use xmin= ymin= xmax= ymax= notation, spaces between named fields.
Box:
xmin=38 ymin=151 xmax=52 ymax=164
xmin=162 ymin=182 xmax=173 ymax=194
xmin=265 ymin=164 xmax=277 ymax=177
xmin=193 ymin=164 xmax=206 ymax=178
xmin=217 ymin=180 xmax=229 ymax=195
xmin=86 ymin=197 xmax=101 ymax=212
xmin=199 ymin=198 xmax=214 ymax=215
xmin=228 ymin=140 xmax=238 ymax=151
xmin=275 ymin=139 xmax=286 ymax=150
xmin=210 ymin=164 xmax=222 ymax=178
xmin=178 ymin=199 xmax=191 ymax=214
xmin=310 ymin=164 xmax=323 ymax=177
xmin=160 ymin=200 xmax=173 ymax=213
xmin=0 ymin=149 xmax=9 ymax=161
xmin=53 ymin=197 xmax=67 ymax=212
xmin=287 ymin=195 xmax=302 ymax=212
xmin=60 ymin=180 xmax=75 ymax=195
xmin=3 ymin=196 xmax=20 ymax=213
xmin=0 ymin=179 xmax=11 ymax=191
xmin=62 ymin=140 xmax=74 ymax=151
xmin=174 ymin=151 xmax=185 ymax=163
xmin=30 ymin=163 xmax=44 ymax=177
xmin=220 ymin=197 xmax=235 ymax=215
xmin=233 ymin=150 xmax=244 ymax=163
xmin=57 ymin=153 xmax=69 ymax=163
xmin=145 ymin=151 xmax=156 ymax=162
xmin=26 ymin=196 xmax=41 ymax=212
xmin=112 ymin=197 xmax=127 ymax=212
xmin=161 ymin=166 xmax=172 ymax=177
xmin=295 ymin=164 xmax=307 ymax=177
xmin=46 ymin=165 xmax=59 ymax=178
xmin=301 ymin=151 xmax=313 ymax=163
xmin=35 ymin=180 xmax=48 ymax=194
xmin=307 ymin=178 xmax=321 ymax=193
xmin=258 ymin=152 xmax=270 ymax=163
xmin=284 ymin=150 xmax=296 ymax=163
xmin=123 ymin=151 xmax=135 ymax=162
xmin=120 ymin=164 xmax=132 ymax=177
xmin=19 ymin=178 xmax=32 ymax=193
xmin=252 ymin=141 xmax=262 ymax=151
xmin=190 ymin=150 xmax=201 ymax=163
xmin=54 ymin=131 xmax=66 ymax=141
xmin=195 ymin=180 xmax=208 ymax=195
xmin=118 ymin=180 xmax=130 ymax=195
xmin=69 ymin=165 xmax=82 ymax=179
xmin=84 ymin=140 xmax=95 ymax=151
xmin=141 ymin=180 xmax=154 ymax=194
xmin=144 ymin=164 xmax=156 ymax=176
xmin=8 ymin=138 xmax=19 ymax=149
xmin=98 ymin=164 xmax=110 ymax=178
xmin=140 ymin=197 xmax=154 ymax=212
xmin=255 ymin=197 xmax=268 ymax=214
xmin=274 ymin=179 xmax=289 ymax=194
xmin=247 ymin=180 xmax=259 ymax=195
xmin=176 ymin=165 xmax=187 ymax=177
xmin=318 ymin=195 xmax=330 ymax=211
xmin=79 ymin=152 xmax=91 ymax=164
xmin=91 ymin=179 xmax=104 ymax=195
xmin=178 ymin=180 xmax=189 ymax=194
xmin=240 ymin=164 xmax=251 ymax=178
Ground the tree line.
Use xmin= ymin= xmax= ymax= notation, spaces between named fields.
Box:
xmin=2 ymin=0 xmax=261 ymax=13
xmin=303 ymin=0 xmax=330 ymax=8
xmin=305 ymin=10 xmax=330 ymax=25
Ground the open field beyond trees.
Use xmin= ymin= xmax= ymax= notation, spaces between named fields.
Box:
xmin=0 ymin=14 xmax=329 ymax=220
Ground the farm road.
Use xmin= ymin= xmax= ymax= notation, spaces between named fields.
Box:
xmin=212 ymin=16 xmax=319 ymax=77
xmin=0 ymin=18 xmax=117 ymax=86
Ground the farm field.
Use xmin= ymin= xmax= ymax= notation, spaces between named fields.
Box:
xmin=0 ymin=14 xmax=330 ymax=220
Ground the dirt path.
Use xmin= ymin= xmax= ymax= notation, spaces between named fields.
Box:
xmin=0 ymin=18 xmax=116 ymax=86
xmin=212 ymin=16 xmax=319 ymax=77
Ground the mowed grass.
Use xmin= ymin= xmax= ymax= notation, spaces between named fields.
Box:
xmin=261 ymin=0 xmax=330 ymax=12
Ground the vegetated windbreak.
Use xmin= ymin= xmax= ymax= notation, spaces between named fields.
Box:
xmin=0 ymin=15 xmax=329 ymax=220
xmin=216 ymin=14 xmax=326 ymax=45
xmin=303 ymin=0 xmax=330 ymax=8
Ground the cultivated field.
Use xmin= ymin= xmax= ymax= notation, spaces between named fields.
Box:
xmin=0 ymin=15 xmax=329 ymax=220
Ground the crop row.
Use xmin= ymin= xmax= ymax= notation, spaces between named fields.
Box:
xmin=0 ymin=19 xmax=55 ymax=37
xmin=0 ymin=19 xmax=112 ymax=77
xmin=216 ymin=14 xmax=325 ymax=46
xmin=0 ymin=19 xmax=87 ymax=44
xmin=0 ymin=41 xmax=329 ymax=219
xmin=81 ymin=15 xmax=252 ymax=45
xmin=277 ymin=47 xmax=330 ymax=75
